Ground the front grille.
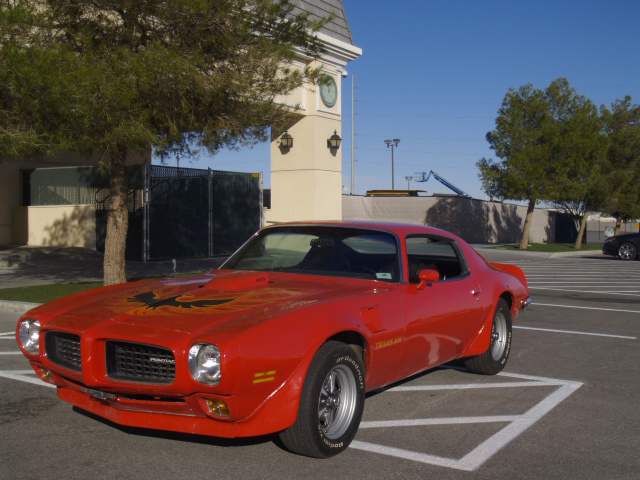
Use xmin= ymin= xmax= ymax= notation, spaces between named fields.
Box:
xmin=45 ymin=332 xmax=82 ymax=372
xmin=106 ymin=341 xmax=175 ymax=384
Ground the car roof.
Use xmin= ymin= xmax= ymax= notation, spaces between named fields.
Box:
xmin=267 ymin=220 xmax=460 ymax=240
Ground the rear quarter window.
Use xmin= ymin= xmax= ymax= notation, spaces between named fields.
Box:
xmin=405 ymin=235 xmax=468 ymax=281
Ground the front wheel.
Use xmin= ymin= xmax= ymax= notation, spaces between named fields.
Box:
xmin=617 ymin=242 xmax=637 ymax=261
xmin=279 ymin=341 xmax=365 ymax=458
xmin=464 ymin=298 xmax=512 ymax=375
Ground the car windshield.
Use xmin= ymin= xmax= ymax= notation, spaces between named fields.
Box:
xmin=221 ymin=226 xmax=400 ymax=282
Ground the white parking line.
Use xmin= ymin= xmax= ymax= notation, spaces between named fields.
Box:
xmin=529 ymin=287 xmax=640 ymax=296
xmin=350 ymin=372 xmax=582 ymax=471
xmin=359 ymin=415 xmax=522 ymax=428
xmin=514 ymin=326 xmax=636 ymax=340
xmin=386 ymin=381 xmax=564 ymax=392
xmin=531 ymin=302 xmax=640 ymax=314
xmin=0 ymin=351 xmax=22 ymax=355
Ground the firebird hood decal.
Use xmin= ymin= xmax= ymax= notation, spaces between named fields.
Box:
xmin=107 ymin=284 xmax=316 ymax=317
xmin=126 ymin=291 xmax=234 ymax=312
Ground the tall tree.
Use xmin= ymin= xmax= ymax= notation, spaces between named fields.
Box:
xmin=478 ymin=78 xmax=604 ymax=249
xmin=600 ymin=96 xmax=640 ymax=233
xmin=0 ymin=0 xmax=325 ymax=284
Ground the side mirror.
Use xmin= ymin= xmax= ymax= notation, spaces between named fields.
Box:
xmin=416 ymin=269 xmax=439 ymax=290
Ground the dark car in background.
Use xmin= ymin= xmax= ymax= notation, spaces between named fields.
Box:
xmin=602 ymin=233 xmax=640 ymax=260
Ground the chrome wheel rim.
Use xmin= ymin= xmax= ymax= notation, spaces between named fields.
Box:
xmin=318 ymin=364 xmax=357 ymax=440
xmin=490 ymin=310 xmax=508 ymax=361
xmin=618 ymin=244 xmax=635 ymax=260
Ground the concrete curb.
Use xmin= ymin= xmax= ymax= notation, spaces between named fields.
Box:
xmin=549 ymin=250 xmax=604 ymax=258
xmin=474 ymin=245 xmax=605 ymax=259
xmin=0 ymin=300 xmax=42 ymax=314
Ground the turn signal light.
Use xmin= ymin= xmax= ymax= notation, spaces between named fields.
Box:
xmin=38 ymin=367 xmax=54 ymax=384
xmin=206 ymin=398 xmax=230 ymax=417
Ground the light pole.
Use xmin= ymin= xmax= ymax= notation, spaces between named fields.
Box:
xmin=384 ymin=138 xmax=400 ymax=190
xmin=405 ymin=175 xmax=412 ymax=190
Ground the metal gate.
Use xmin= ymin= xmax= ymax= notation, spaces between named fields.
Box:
xmin=144 ymin=165 xmax=263 ymax=260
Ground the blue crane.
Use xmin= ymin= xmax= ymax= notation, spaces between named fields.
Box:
xmin=413 ymin=170 xmax=471 ymax=197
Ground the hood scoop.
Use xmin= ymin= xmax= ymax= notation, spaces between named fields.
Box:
xmin=203 ymin=271 xmax=270 ymax=291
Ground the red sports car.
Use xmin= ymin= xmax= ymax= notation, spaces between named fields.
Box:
xmin=16 ymin=222 xmax=530 ymax=458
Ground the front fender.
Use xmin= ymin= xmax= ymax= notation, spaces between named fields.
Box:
xmin=223 ymin=303 xmax=371 ymax=433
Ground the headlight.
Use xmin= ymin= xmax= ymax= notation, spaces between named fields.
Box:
xmin=18 ymin=319 xmax=41 ymax=355
xmin=188 ymin=343 xmax=221 ymax=385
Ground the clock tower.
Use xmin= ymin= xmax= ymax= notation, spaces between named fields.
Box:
xmin=265 ymin=3 xmax=361 ymax=224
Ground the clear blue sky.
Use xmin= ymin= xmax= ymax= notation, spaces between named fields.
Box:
xmin=180 ymin=0 xmax=640 ymax=200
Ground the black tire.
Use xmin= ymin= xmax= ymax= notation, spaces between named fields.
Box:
xmin=463 ymin=298 xmax=512 ymax=375
xmin=617 ymin=242 xmax=637 ymax=261
xmin=279 ymin=341 xmax=365 ymax=458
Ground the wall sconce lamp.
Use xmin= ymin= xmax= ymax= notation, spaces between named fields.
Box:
xmin=280 ymin=131 xmax=293 ymax=149
xmin=327 ymin=130 xmax=342 ymax=149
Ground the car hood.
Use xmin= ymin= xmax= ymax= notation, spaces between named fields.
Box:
xmin=27 ymin=270 xmax=380 ymax=337
xmin=607 ymin=233 xmax=640 ymax=242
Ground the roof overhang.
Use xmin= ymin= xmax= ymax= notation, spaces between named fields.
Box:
xmin=296 ymin=31 xmax=362 ymax=68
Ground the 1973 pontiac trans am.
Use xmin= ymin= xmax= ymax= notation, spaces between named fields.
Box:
xmin=17 ymin=222 xmax=530 ymax=458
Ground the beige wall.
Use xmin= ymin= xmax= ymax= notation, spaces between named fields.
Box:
xmin=0 ymin=149 xmax=149 ymax=246
xmin=343 ymin=195 xmax=557 ymax=244
xmin=13 ymin=205 xmax=97 ymax=248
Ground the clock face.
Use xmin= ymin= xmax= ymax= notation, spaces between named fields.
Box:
xmin=319 ymin=75 xmax=338 ymax=108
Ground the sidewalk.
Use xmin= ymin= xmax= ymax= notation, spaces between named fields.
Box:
xmin=0 ymin=245 xmax=225 ymax=289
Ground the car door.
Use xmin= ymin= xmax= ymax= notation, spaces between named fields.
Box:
xmin=399 ymin=234 xmax=486 ymax=376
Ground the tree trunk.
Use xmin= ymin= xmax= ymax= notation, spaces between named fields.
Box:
xmin=573 ymin=207 xmax=590 ymax=249
xmin=519 ymin=198 xmax=536 ymax=249
xmin=103 ymin=149 xmax=129 ymax=286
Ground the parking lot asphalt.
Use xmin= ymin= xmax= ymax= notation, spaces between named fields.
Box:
xmin=1 ymin=248 xmax=638 ymax=480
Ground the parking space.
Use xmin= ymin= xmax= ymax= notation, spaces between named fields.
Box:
xmin=1 ymin=254 xmax=638 ymax=479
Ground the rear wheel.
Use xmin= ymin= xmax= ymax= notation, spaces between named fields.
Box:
xmin=464 ymin=298 xmax=512 ymax=375
xmin=279 ymin=341 xmax=365 ymax=458
xmin=617 ymin=242 xmax=637 ymax=261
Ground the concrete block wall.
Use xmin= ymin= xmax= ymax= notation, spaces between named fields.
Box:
xmin=343 ymin=195 xmax=556 ymax=244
